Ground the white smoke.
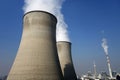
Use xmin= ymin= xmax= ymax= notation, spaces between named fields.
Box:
xmin=23 ymin=0 xmax=70 ymax=42
xmin=101 ymin=38 xmax=108 ymax=55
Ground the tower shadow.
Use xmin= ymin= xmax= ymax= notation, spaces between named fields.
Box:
xmin=64 ymin=63 xmax=77 ymax=80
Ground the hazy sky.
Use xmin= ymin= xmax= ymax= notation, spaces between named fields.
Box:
xmin=0 ymin=0 xmax=120 ymax=76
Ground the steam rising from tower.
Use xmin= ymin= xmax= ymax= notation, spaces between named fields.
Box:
xmin=23 ymin=0 xmax=70 ymax=42
xmin=101 ymin=38 xmax=113 ymax=78
xmin=7 ymin=0 xmax=73 ymax=79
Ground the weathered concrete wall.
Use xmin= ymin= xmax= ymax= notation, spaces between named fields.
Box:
xmin=7 ymin=11 xmax=63 ymax=80
xmin=57 ymin=41 xmax=77 ymax=80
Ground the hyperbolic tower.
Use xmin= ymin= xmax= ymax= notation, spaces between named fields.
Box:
xmin=7 ymin=11 xmax=63 ymax=80
xmin=57 ymin=41 xmax=77 ymax=80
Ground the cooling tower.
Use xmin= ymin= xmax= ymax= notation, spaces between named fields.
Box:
xmin=57 ymin=41 xmax=77 ymax=80
xmin=7 ymin=11 xmax=63 ymax=80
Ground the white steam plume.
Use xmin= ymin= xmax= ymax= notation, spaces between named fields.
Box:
xmin=23 ymin=0 xmax=70 ymax=42
xmin=101 ymin=38 xmax=108 ymax=55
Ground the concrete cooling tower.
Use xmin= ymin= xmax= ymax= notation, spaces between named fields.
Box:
xmin=57 ymin=41 xmax=77 ymax=80
xmin=7 ymin=11 xmax=63 ymax=80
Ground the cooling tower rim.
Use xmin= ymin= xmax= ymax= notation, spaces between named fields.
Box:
xmin=23 ymin=10 xmax=57 ymax=22
xmin=57 ymin=41 xmax=71 ymax=45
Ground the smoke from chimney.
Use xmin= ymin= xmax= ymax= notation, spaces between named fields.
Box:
xmin=101 ymin=38 xmax=108 ymax=55
xmin=101 ymin=38 xmax=113 ymax=78
xmin=23 ymin=0 xmax=70 ymax=42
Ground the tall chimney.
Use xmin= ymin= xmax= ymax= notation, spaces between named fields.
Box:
xmin=7 ymin=11 xmax=63 ymax=80
xmin=57 ymin=41 xmax=77 ymax=80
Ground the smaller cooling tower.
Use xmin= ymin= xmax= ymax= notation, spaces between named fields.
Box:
xmin=57 ymin=41 xmax=77 ymax=80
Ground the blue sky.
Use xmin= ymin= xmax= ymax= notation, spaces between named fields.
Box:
xmin=0 ymin=0 xmax=120 ymax=76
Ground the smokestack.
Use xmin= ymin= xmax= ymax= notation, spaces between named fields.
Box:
xmin=102 ymin=38 xmax=113 ymax=78
xmin=7 ymin=11 xmax=63 ymax=80
xmin=57 ymin=41 xmax=77 ymax=80
xmin=93 ymin=61 xmax=97 ymax=79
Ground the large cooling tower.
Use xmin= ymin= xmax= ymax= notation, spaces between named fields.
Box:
xmin=7 ymin=11 xmax=63 ymax=80
xmin=57 ymin=41 xmax=77 ymax=80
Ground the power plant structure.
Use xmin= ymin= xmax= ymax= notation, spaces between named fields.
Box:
xmin=102 ymin=38 xmax=113 ymax=79
xmin=105 ymin=52 xmax=113 ymax=79
xmin=7 ymin=11 xmax=63 ymax=80
xmin=57 ymin=41 xmax=77 ymax=80
xmin=93 ymin=61 xmax=97 ymax=79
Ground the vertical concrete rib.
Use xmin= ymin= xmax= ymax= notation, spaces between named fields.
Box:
xmin=7 ymin=11 xmax=63 ymax=80
xmin=57 ymin=41 xmax=77 ymax=80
